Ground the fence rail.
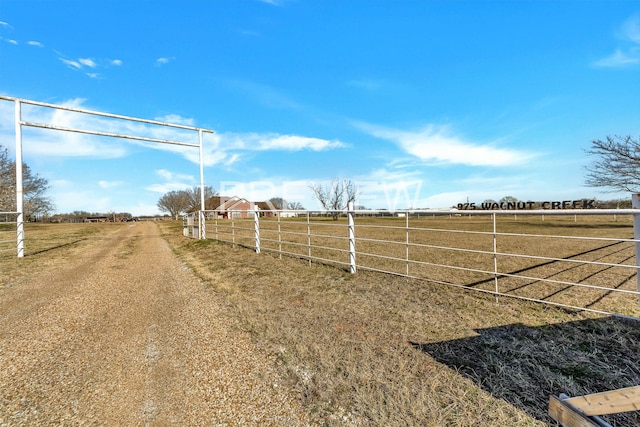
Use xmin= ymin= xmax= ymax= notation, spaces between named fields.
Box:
xmin=184 ymin=206 xmax=640 ymax=319
xmin=0 ymin=212 xmax=19 ymax=254
xmin=1 ymin=95 xmax=213 ymax=257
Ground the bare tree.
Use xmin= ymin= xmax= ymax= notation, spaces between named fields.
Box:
xmin=157 ymin=190 xmax=190 ymax=219
xmin=585 ymin=135 xmax=640 ymax=192
xmin=268 ymin=197 xmax=287 ymax=210
xmin=0 ymin=144 xmax=53 ymax=219
xmin=265 ymin=197 xmax=304 ymax=210
xmin=158 ymin=186 xmax=219 ymax=219
xmin=309 ymin=178 xmax=358 ymax=220
xmin=499 ymin=196 xmax=519 ymax=204
xmin=185 ymin=186 xmax=218 ymax=212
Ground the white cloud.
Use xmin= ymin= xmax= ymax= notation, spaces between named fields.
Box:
xmin=59 ymin=58 xmax=82 ymax=69
xmin=0 ymin=21 xmax=12 ymax=29
xmin=98 ymin=180 xmax=125 ymax=189
xmin=146 ymin=182 xmax=197 ymax=194
xmin=593 ymin=13 xmax=640 ymax=68
xmin=27 ymin=40 xmax=44 ymax=47
xmin=2 ymin=98 xmax=345 ymax=174
xmin=58 ymin=56 xmax=122 ymax=75
xmin=356 ymin=122 xmax=534 ymax=167
xmin=156 ymin=57 xmax=173 ymax=66
xmin=155 ymin=169 xmax=194 ymax=182
xmin=593 ymin=48 xmax=640 ymax=67
xmin=145 ymin=169 xmax=197 ymax=195
xmin=154 ymin=114 xmax=195 ymax=126
xmin=173 ymin=131 xmax=345 ymax=167
xmin=6 ymin=39 xmax=18 ymax=45
xmin=1 ymin=98 xmax=128 ymax=158
xmin=79 ymin=58 xmax=97 ymax=68
xmin=421 ymin=191 xmax=472 ymax=209
xmin=620 ymin=12 xmax=640 ymax=44
xmin=254 ymin=134 xmax=345 ymax=151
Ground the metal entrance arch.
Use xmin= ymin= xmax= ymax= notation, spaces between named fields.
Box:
xmin=1 ymin=95 xmax=214 ymax=257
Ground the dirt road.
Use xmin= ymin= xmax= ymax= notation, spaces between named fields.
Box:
xmin=0 ymin=222 xmax=309 ymax=426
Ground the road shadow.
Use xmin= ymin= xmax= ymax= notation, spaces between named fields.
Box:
xmin=411 ymin=316 xmax=640 ymax=425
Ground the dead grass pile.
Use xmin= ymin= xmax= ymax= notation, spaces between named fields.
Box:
xmin=160 ymin=221 xmax=640 ymax=426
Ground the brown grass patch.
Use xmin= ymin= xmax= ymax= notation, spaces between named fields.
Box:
xmin=161 ymin=219 xmax=640 ymax=426
xmin=0 ymin=222 xmax=128 ymax=289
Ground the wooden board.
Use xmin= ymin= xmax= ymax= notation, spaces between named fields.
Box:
xmin=549 ymin=395 xmax=600 ymax=427
xmin=564 ymin=385 xmax=640 ymax=416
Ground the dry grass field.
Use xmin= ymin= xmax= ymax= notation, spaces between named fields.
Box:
xmin=171 ymin=216 xmax=640 ymax=426
xmin=2 ymin=219 xmax=639 ymax=425
xmin=207 ymin=214 xmax=640 ymax=318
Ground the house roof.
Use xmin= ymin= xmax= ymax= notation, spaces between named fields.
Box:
xmin=207 ymin=196 xmax=281 ymax=212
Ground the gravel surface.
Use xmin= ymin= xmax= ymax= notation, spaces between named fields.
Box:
xmin=0 ymin=222 xmax=311 ymax=426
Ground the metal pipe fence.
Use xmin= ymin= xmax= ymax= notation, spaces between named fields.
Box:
xmin=0 ymin=212 xmax=19 ymax=254
xmin=184 ymin=205 xmax=640 ymax=319
xmin=1 ymin=95 xmax=214 ymax=257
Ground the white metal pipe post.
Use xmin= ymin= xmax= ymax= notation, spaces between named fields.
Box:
xmin=405 ymin=212 xmax=409 ymax=278
xmin=492 ymin=213 xmax=499 ymax=303
xmin=348 ymin=202 xmax=356 ymax=273
xmin=254 ymin=205 xmax=260 ymax=254
xmin=632 ymin=193 xmax=640 ymax=304
xmin=15 ymin=100 xmax=24 ymax=258
xmin=198 ymin=129 xmax=206 ymax=240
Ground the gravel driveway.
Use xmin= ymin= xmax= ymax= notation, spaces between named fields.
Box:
xmin=0 ymin=221 xmax=310 ymax=426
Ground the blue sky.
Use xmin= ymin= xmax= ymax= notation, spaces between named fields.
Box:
xmin=1 ymin=0 xmax=639 ymax=215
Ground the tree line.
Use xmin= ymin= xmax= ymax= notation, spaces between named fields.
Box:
xmin=1 ymin=136 xmax=639 ymax=221
xmin=156 ymin=188 xmax=307 ymax=219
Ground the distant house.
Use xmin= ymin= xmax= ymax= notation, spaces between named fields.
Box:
xmin=206 ymin=196 xmax=289 ymax=219
xmin=210 ymin=196 xmax=253 ymax=219
xmin=254 ymin=201 xmax=277 ymax=218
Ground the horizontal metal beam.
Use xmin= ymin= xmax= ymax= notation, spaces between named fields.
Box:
xmin=1 ymin=95 xmax=213 ymax=134
xmin=21 ymin=121 xmax=200 ymax=148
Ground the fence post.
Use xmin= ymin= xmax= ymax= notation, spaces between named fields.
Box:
xmin=254 ymin=205 xmax=260 ymax=254
xmin=307 ymin=211 xmax=311 ymax=266
xmin=277 ymin=210 xmax=282 ymax=259
xmin=493 ymin=213 xmax=499 ymax=303
xmin=199 ymin=210 xmax=206 ymax=240
xmin=348 ymin=202 xmax=356 ymax=274
xmin=632 ymin=194 xmax=640 ymax=304
xmin=15 ymin=99 xmax=24 ymax=258
xmin=232 ymin=214 xmax=235 ymax=246
xmin=406 ymin=212 xmax=409 ymax=278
